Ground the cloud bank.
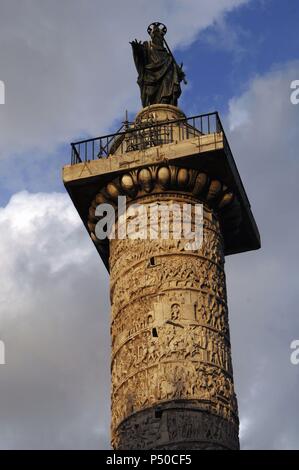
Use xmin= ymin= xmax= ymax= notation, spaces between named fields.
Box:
xmin=0 ymin=191 xmax=110 ymax=449
xmin=226 ymin=60 xmax=299 ymax=449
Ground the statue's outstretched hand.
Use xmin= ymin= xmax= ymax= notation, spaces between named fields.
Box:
xmin=130 ymin=39 xmax=142 ymax=48
xmin=177 ymin=63 xmax=187 ymax=84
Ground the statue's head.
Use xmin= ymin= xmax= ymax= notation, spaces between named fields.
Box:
xmin=147 ymin=22 xmax=167 ymax=46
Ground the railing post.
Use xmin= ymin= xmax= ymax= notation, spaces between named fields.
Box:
xmin=216 ymin=112 xmax=222 ymax=133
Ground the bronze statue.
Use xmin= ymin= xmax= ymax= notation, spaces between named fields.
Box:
xmin=130 ymin=22 xmax=186 ymax=108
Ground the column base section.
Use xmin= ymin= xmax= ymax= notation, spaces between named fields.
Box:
xmin=112 ymin=403 xmax=239 ymax=450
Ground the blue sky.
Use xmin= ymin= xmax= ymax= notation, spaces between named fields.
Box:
xmin=0 ymin=0 xmax=299 ymax=450
xmin=181 ymin=0 xmax=299 ymax=113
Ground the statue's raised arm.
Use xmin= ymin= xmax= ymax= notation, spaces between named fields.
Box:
xmin=130 ymin=22 xmax=186 ymax=108
xmin=129 ymin=39 xmax=146 ymax=77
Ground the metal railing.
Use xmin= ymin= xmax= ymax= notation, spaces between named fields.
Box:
xmin=70 ymin=112 xmax=223 ymax=165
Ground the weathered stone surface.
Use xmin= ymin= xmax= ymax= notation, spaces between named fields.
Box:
xmin=108 ymin=195 xmax=239 ymax=449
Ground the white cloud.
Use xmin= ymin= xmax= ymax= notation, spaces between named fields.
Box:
xmin=228 ymin=103 xmax=250 ymax=130
xmin=0 ymin=191 xmax=91 ymax=319
xmin=0 ymin=0 xmax=248 ymax=159
xmin=0 ymin=190 xmax=111 ymax=449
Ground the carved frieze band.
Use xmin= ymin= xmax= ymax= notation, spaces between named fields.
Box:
xmin=109 ymin=196 xmax=239 ymax=448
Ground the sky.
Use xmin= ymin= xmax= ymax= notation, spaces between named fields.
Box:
xmin=0 ymin=0 xmax=299 ymax=449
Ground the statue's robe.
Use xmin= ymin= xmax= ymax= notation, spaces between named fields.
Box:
xmin=132 ymin=41 xmax=182 ymax=107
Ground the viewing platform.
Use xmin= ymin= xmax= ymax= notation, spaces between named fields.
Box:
xmin=63 ymin=105 xmax=260 ymax=266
